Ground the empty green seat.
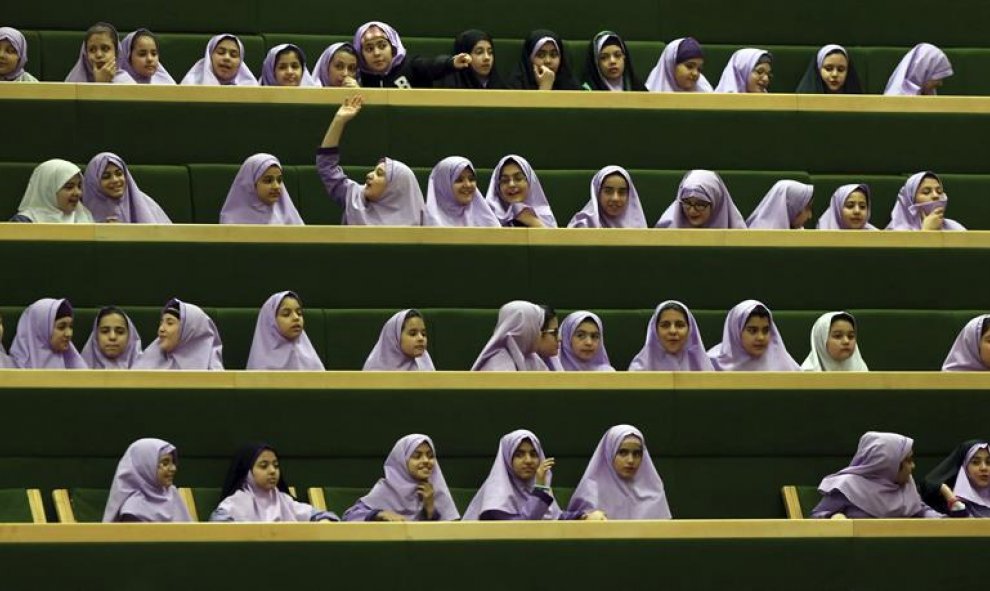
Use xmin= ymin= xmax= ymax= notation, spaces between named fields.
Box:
xmin=52 ymin=487 xmax=108 ymax=523
xmin=0 ymin=488 xmax=45 ymax=523
xmin=781 ymin=485 xmax=822 ymax=519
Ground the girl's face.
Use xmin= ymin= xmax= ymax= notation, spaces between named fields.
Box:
xmin=536 ymin=316 xmax=560 ymax=358
xmin=364 ymin=162 xmax=387 ymax=201
xmin=980 ymin=326 xmax=990 ymax=369
xmin=252 ymin=449 xmax=280 ymax=491
xmin=399 ymin=315 xmax=428 ymax=358
xmin=471 ymin=40 xmax=494 ymax=77
xmin=914 ymin=177 xmax=944 ymax=204
xmin=657 ymin=308 xmax=689 ymax=355
xmin=820 ymin=52 xmax=848 ymax=93
xmin=598 ymin=173 xmax=629 ymax=218
xmin=56 ymin=173 xmax=83 ymax=214
xmin=569 ymin=319 xmax=601 ymax=362
xmin=498 ymin=162 xmax=529 ymax=204
xmin=50 ymin=316 xmax=73 ymax=352
xmin=97 ymin=312 xmax=129 ymax=359
xmin=597 ymin=43 xmax=625 ymax=82
xmin=327 ymin=51 xmax=358 ymax=86
xmin=452 ymin=167 xmax=477 ymax=206
xmin=361 ymin=27 xmax=394 ymax=74
xmin=275 ymin=296 xmax=304 ymax=340
xmin=406 ymin=442 xmax=435 ymax=482
xmin=841 ymin=191 xmax=869 ymax=229
xmin=511 ymin=440 xmax=540 ymax=480
xmin=747 ymin=62 xmax=772 ymax=93
xmin=274 ymin=50 xmax=303 ymax=86
xmin=675 ymin=58 xmax=703 ymax=91
xmin=0 ymin=39 xmax=20 ymax=77
xmin=791 ymin=201 xmax=813 ymax=229
xmin=255 ymin=165 xmax=283 ymax=206
xmin=129 ymin=35 xmax=160 ymax=79
xmin=157 ymin=452 xmax=177 ymax=488
xmin=100 ymin=163 xmax=126 ymax=199
xmin=895 ymin=451 xmax=915 ymax=485
xmin=741 ymin=315 xmax=771 ymax=357
xmin=966 ymin=448 xmax=990 ymax=489
xmin=531 ymin=41 xmax=560 ymax=73
xmin=612 ymin=435 xmax=644 ymax=480
xmin=157 ymin=314 xmax=181 ymax=353
xmin=680 ymin=195 xmax=711 ymax=227
xmin=211 ymin=38 xmax=242 ymax=82
xmin=86 ymin=32 xmax=116 ymax=72
xmin=921 ymin=78 xmax=943 ymax=95
xmin=825 ymin=319 xmax=856 ymax=362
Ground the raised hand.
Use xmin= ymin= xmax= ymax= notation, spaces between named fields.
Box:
xmin=535 ymin=457 xmax=555 ymax=486
xmin=335 ymin=95 xmax=364 ymax=122
xmin=452 ymin=53 xmax=473 ymax=69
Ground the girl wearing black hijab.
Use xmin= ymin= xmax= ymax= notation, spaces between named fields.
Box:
xmin=508 ymin=29 xmax=582 ymax=90
xmin=441 ymin=29 xmax=506 ymax=89
xmin=795 ymin=44 xmax=863 ymax=94
xmin=582 ymin=30 xmax=644 ymax=91
xmin=921 ymin=439 xmax=990 ymax=518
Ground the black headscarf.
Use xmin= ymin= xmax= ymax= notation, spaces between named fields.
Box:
xmin=508 ymin=29 xmax=582 ymax=90
xmin=795 ymin=45 xmax=863 ymax=94
xmin=219 ymin=442 xmax=292 ymax=502
xmin=920 ymin=439 xmax=985 ymax=511
xmin=583 ymin=31 xmax=645 ymax=91
xmin=441 ymin=29 xmax=506 ymax=89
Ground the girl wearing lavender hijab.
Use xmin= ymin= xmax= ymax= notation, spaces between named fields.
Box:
xmin=886 ymin=172 xmax=965 ymax=231
xmin=558 ymin=311 xmax=615 ymax=372
xmin=714 ymin=48 xmax=772 ymax=93
xmin=629 ymin=301 xmax=715 ymax=371
xmin=181 ymin=34 xmax=258 ymax=86
xmin=120 ymin=29 xmax=175 ymax=85
xmin=211 ymin=443 xmax=339 ymax=522
xmin=83 ymin=152 xmax=172 ymax=224
xmin=463 ymin=429 xmax=605 ymax=520
xmin=0 ymin=27 xmax=39 ymax=82
xmin=259 ymin=43 xmax=318 ymax=87
xmin=922 ymin=440 xmax=990 ymax=517
xmin=800 ymin=312 xmax=869 ymax=372
xmin=746 ymin=180 xmax=814 ymax=229
xmin=509 ymin=29 xmax=582 ymax=91
xmin=65 ymin=22 xmax=135 ymax=83
xmin=485 ymin=155 xmax=558 ymax=228
xmin=363 ymin=309 xmax=435 ymax=371
xmin=655 ymin=170 xmax=746 ymax=229
xmin=440 ymin=29 xmax=505 ymax=89
xmin=816 ymin=184 xmax=877 ymax=230
xmin=568 ymin=166 xmax=647 ymax=229
xmin=569 ymin=425 xmax=671 ymax=519
xmin=424 ymin=156 xmax=501 ymax=227
xmin=317 ymin=96 xmax=426 ymax=226
xmin=942 ymin=315 xmax=990 ymax=371
xmin=708 ymin=300 xmax=800 ymax=371
xmin=812 ymin=431 xmax=943 ymax=519
xmin=247 ymin=291 xmax=324 ymax=370
xmin=0 ymin=314 xmax=14 ymax=368
xmin=472 ymin=301 xmax=558 ymax=372
xmin=354 ymin=21 xmax=470 ymax=88
xmin=311 ymin=43 xmax=359 ymax=88
xmin=80 ymin=306 xmax=142 ymax=369
xmin=645 ymin=37 xmax=712 ymax=92
xmin=884 ymin=43 xmax=953 ymax=96
xmin=343 ymin=434 xmax=459 ymax=521
xmin=103 ymin=438 xmax=191 ymax=522
xmin=220 ymin=154 xmax=303 ymax=225
xmin=11 ymin=159 xmax=94 ymax=223
xmin=9 ymin=298 xmax=88 ymax=369
xmin=132 ymin=298 xmax=224 ymax=370
xmin=582 ymin=31 xmax=644 ymax=91
xmin=795 ymin=44 xmax=862 ymax=94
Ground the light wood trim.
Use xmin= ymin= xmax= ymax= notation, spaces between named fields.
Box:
xmin=51 ymin=490 xmax=75 ymax=524
xmin=26 ymin=489 xmax=46 ymax=524
xmin=781 ymin=486 xmax=803 ymax=520
xmin=178 ymin=488 xmax=198 ymax=522
xmin=307 ymin=488 xmax=327 ymax=511
xmin=288 ymin=487 xmax=297 ymax=498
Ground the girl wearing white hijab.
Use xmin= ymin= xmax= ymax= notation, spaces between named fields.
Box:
xmin=11 ymin=159 xmax=94 ymax=223
xmin=801 ymin=311 xmax=869 ymax=371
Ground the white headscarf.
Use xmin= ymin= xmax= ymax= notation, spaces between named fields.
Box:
xmin=800 ymin=312 xmax=869 ymax=372
xmin=15 ymin=159 xmax=95 ymax=223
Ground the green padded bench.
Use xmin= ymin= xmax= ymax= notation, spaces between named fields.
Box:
xmin=0 ymin=488 xmax=45 ymax=523
xmin=52 ymin=487 xmax=108 ymax=522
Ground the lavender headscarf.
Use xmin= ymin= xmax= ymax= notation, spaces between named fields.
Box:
xmin=655 ymin=170 xmax=746 ymax=229
xmin=818 ymin=431 xmax=927 ymax=517
xmin=884 ymin=43 xmax=953 ymax=96
xmin=816 ymin=184 xmax=878 ymax=230
xmin=568 ymin=166 xmax=647 ymax=229
xmin=132 ymin=299 xmax=224 ymax=370
xmin=259 ymin=44 xmax=318 ymax=87
xmin=82 ymin=152 xmax=172 ymax=224
xmin=311 ymin=42 xmax=359 ymax=87
xmin=485 ymin=155 xmax=558 ymax=228
xmin=800 ymin=312 xmax=869 ymax=372
xmin=119 ymin=29 xmax=176 ymax=84
xmin=471 ymin=301 xmax=549 ymax=371
xmin=425 ymin=157 xmax=501 ymax=227
xmin=568 ymin=425 xmax=671 ymax=519
xmin=708 ymin=299 xmax=800 ymax=371
xmin=362 ymin=309 xmax=436 ymax=371
xmin=358 ymin=434 xmax=460 ymax=520
xmin=220 ymin=153 xmax=303 ymax=225
xmin=942 ymin=315 xmax=990 ymax=371
xmin=353 ymin=21 xmax=407 ymax=75
xmin=714 ymin=48 xmax=769 ymax=93
xmin=558 ymin=311 xmax=614 ymax=371
xmin=64 ymin=24 xmax=136 ymax=83
xmin=746 ymin=180 xmax=814 ymax=229
xmin=645 ymin=37 xmax=713 ymax=92
xmin=629 ymin=301 xmax=714 ymax=371
xmin=15 ymin=159 xmax=94 ymax=224
xmin=80 ymin=307 xmax=143 ymax=369
xmin=217 ymin=472 xmax=314 ymax=522
xmin=338 ymin=158 xmax=426 ymax=226
xmin=886 ymin=172 xmax=965 ymax=231
xmin=953 ymin=443 xmax=990 ymax=510
xmin=9 ymin=298 xmax=88 ymax=369
xmin=246 ymin=291 xmax=324 ymax=370
xmin=462 ymin=429 xmax=562 ymax=520
xmin=102 ymin=438 xmax=191 ymax=522
xmin=0 ymin=27 xmax=30 ymax=81
xmin=180 ymin=34 xmax=258 ymax=86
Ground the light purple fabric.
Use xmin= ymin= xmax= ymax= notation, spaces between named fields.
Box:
xmin=800 ymin=312 xmax=869 ymax=372
xmin=353 ymin=21 xmax=407 ymax=75
xmin=180 ymin=34 xmax=258 ymax=86
xmin=884 ymin=43 xmax=953 ymax=96
xmin=568 ymin=425 xmax=671 ymax=519
xmin=9 ymin=298 xmax=88 ymax=369
xmin=818 ymin=431 xmax=928 ymax=517
xmin=259 ymin=43 xmax=318 ymax=87
xmin=942 ymin=315 xmax=990 ymax=371
xmin=64 ymin=27 xmax=136 ymax=84
xmin=80 ymin=309 xmax=143 ymax=369
xmin=462 ymin=429 xmax=562 ymax=520
xmin=471 ymin=301 xmax=549 ymax=371
xmin=714 ymin=48 xmax=768 ymax=93
xmin=707 ymin=299 xmax=800 ymax=371
xmin=0 ymin=27 xmax=30 ymax=81
xmin=311 ymin=42 xmax=358 ymax=87
xmin=655 ymin=170 xmax=746 ymax=229
xmin=362 ymin=309 xmax=436 ymax=371
xmin=102 ymin=438 xmax=191 ymax=522
xmin=317 ymin=150 xmax=426 ymax=226
xmin=954 ymin=443 xmax=990 ymax=510
xmin=816 ymin=184 xmax=878 ymax=230
xmin=246 ymin=291 xmax=324 ymax=370
xmin=220 ymin=153 xmax=303 ymax=225
xmin=214 ymin=477 xmax=316 ymax=522
xmin=356 ymin=434 xmax=460 ymax=520
xmin=132 ymin=299 xmax=224 ymax=370
xmin=82 ymin=152 xmax=172 ymax=224
xmin=567 ymin=166 xmax=647 ymax=228
xmin=0 ymin=344 xmax=13 ymax=368
xmin=119 ymin=30 xmax=175 ymax=84
xmin=644 ymin=38 xmax=713 ymax=92
xmin=886 ymin=172 xmax=965 ymax=231
xmin=746 ymin=180 xmax=814 ymax=229
xmin=558 ymin=311 xmax=614 ymax=371
xmin=425 ymin=157 xmax=501 ymax=227
xmin=628 ymin=301 xmax=715 ymax=371
xmin=484 ymin=155 xmax=558 ymax=227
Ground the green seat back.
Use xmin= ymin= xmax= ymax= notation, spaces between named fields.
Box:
xmin=0 ymin=489 xmax=34 ymax=522
xmin=321 ymin=487 xmax=368 ymax=517
xmin=190 ymin=487 xmax=223 ymax=521
xmin=796 ymin=485 xmax=822 ymax=519
xmin=447 ymin=487 xmax=476 ymax=517
xmin=69 ymin=487 xmax=109 ymax=522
